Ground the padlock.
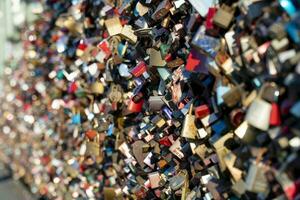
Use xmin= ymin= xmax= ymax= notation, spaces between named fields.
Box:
xmin=148 ymin=48 xmax=167 ymax=67
xmin=210 ymin=132 xmax=234 ymax=171
xmin=186 ymin=49 xmax=207 ymax=72
xmin=187 ymin=0 xmax=214 ymax=17
xmin=168 ymin=170 xmax=187 ymax=191
xmin=104 ymin=17 xmax=123 ymax=36
xmin=71 ymin=107 xmax=81 ymax=125
xmin=91 ymin=81 xmax=104 ymax=94
xmin=222 ymin=85 xmax=243 ymax=107
xmin=135 ymin=1 xmax=149 ymax=17
xmin=167 ymin=57 xmax=184 ymax=68
xmin=245 ymin=162 xmax=269 ymax=194
xmin=270 ymin=103 xmax=281 ymax=126
xmin=128 ymin=97 xmax=144 ymax=113
xmin=130 ymin=61 xmax=147 ymax=77
xmin=205 ymin=7 xmax=219 ymax=35
xmin=213 ymin=4 xmax=235 ymax=29
xmin=191 ymin=26 xmax=220 ymax=57
xmin=120 ymin=25 xmax=137 ymax=44
xmin=195 ymin=104 xmax=210 ymax=119
xmin=103 ymin=187 xmax=116 ymax=200
xmin=169 ymin=138 xmax=184 ymax=159
xmin=108 ymin=84 xmax=123 ymax=103
xmin=148 ymin=172 xmax=161 ymax=189
xmin=181 ymin=104 xmax=198 ymax=139
xmin=224 ymin=152 xmax=243 ymax=182
xmin=86 ymin=133 xmax=100 ymax=156
xmin=149 ymin=96 xmax=164 ymax=111
xmin=151 ymin=0 xmax=172 ymax=21
xmin=132 ymin=140 xmax=147 ymax=168
xmin=245 ymin=85 xmax=272 ymax=131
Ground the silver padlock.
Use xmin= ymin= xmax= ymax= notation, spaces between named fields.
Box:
xmin=245 ymin=85 xmax=272 ymax=131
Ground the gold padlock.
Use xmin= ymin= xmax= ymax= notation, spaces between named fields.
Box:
xmin=120 ymin=25 xmax=137 ymax=44
xmin=91 ymin=81 xmax=104 ymax=94
xmin=86 ymin=133 xmax=100 ymax=156
xmin=181 ymin=104 xmax=198 ymax=139
xmin=105 ymin=17 xmax=123 ymax=36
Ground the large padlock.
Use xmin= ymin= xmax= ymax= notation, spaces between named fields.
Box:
xmin=245 ymin=84 xmax=273 ymax=131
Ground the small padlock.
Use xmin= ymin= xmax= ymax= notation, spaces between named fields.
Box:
xmin=195 ymin=104 xmax=210 ymax=119
xmin=181 ymin=104 xmax=198 ymax=139
xmin=108 ymin=84 xmax=123 ymax=103
xmin=91 ymin=81 xmax=104 ymax=94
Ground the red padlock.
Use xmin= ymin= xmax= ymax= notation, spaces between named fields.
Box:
xmin=68 ymin=82 xmax=78 ymax=93
xmin=159 ymin=136 xmax=172 ymax=147
xmin=270 ymin=103 xmax=281 ymax=126
xmin=97 ymin=40 xmax=111 ymax=58
xmin=128 ymin=98 xmax=144 ymax=113
xmin=130 ymin=61 xmax=147 ymax=77
xmin=205 ymin=7 xmax=217 ymax=30
xmin=195 ymin=104 xmax=210 ymax=119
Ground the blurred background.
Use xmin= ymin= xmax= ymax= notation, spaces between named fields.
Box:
xmin=0 ymin=0 xmax=38 ymax=199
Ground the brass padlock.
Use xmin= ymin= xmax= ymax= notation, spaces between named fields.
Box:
xmin=86 ymin=133 xmax=100 ymax=156
xmin=104 ymin=17 xmax=123 ymax=36
xmin=224 ymin=151 xmax=243 ymax=182
xmin=120 ymin=25 xmax=137 ymax=44
xmin=181 ymin=104 xmax=198 ymax=139
xmin=211 ymin=132 xmax=234 ymax=171
xmin=213 ymin=5 xmax=235 ymax=29
xmin=148 ymin=48 xmax=166 ymax=67
xmin=91 ymin=81 xmax=104 ymax=94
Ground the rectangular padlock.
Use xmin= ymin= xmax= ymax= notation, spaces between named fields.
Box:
xmin=222 ymin=86 xmax=242 ymax=107
xmin=245 ymin=98 xmax=272 ymax=131
xmin=213 ymin=5 xmax=235 ymax=29
xmin=181 ymin=104 xmax=198 ymax=139
xmin=86 ymin=140 xmax=100 ymax=156
xmin=195 ymin=104 xmax=210 ymax=119
xmin=120 ymin=25 xmax=137 ymax=44
xmin=151 ymin=0 xmax=172 ymax=21
xmin=104 ymin=17 xmax=123 ymax=36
